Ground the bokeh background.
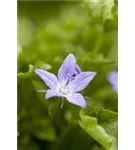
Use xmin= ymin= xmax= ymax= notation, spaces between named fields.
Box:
xmin=17 ymin=1 xmax=118 ymax=150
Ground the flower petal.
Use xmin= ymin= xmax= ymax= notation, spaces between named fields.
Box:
xmin=35 ymin=69 xmax=58 ymax=90
xmin=45 ymin=89 xmax=63 ymax=99
xmin=75 ymin=64 xmax=81 ymax=74
xmin=66 ymin=93 xmax=86 ymax=108
xmin=68 ymin=72 xmax=97 ymax=92
xmin=108 ymin=71 xmax=118 ymax=93
xmin=58 ymin=53 xmax=76 ymax=84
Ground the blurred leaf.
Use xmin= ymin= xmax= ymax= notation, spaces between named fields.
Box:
xmin=83 ymin=0 xmax=114 ymax=21
xmin=18 ymin=134 xmax=40 ymax=150
xmin=18 ymin=76 xmax=53 ymax=143
xmin=112 ymin=0 xmax=118 ymax=17
xmin=91 ymin=86 xmax=118 ymax=111
xmin=79 ymin=107 xmax=118 ymax=150
xmin=53 ymin=122 xmax=105 ymax=150
xmin=103 ymin=19 xmax=118 ymax=32
xmin=108 ymin=36 xmax=118 ymax=69
xmin=114 ymin=0 xmax=118 ymax=5
xmin=17 ymin=1 xmax=64 ymax=24
xmin=32 ymin=118 xmax=56 ymax=141
xmin=17 ymin=16 xmax=35 ymax=48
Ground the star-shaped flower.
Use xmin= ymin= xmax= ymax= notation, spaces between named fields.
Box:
xmin=34 ymin=54 xmax=96 ymax=108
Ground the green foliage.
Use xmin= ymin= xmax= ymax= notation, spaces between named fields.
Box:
xmin=79 ymin=107 xmax=118 ymax=150
xmin=18 ymin=1 xmax=118 ymax=150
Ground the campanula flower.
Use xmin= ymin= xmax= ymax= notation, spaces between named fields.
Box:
xmin=34 ymin=54 xmax=96 ymax=108
xmin=108 ymin=71 xmax=118 ymax=93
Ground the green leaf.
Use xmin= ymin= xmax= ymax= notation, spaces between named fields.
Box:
xmin=17 ymin=76 xmax=55 ymax=141
xmin=53 ymin=121 xmax=105 ymax=150
xmin=91 ymin=87 xmax=118 ymax=111
xmin=79 ymin=107 xmax=118 ymax=150
xmin=32 ymin=118 xmax=56 ymax=141
xmin=114 ymin=0 xmax=118 ymax=5
xmin=83 ymin=0 xmax=114 ymax=21
xmin=17 ymin=17 xmax=35 ymax=48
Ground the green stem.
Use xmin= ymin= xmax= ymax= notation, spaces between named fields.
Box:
xmin=92 ymin=35 xmax=102 ymax=58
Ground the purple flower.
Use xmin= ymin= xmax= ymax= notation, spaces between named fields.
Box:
xmin=108 ymin=71 xmax=118 ymax=93
xmin=67 ymin=64 xmax=81 ymax=81
xmin=34 ymin=54 xmax=96 ymax=108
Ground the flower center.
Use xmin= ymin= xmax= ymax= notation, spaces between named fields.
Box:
xmin=59 ymin=86 xmax=69 ymax=95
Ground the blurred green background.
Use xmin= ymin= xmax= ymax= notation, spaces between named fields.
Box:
xmin=17 ymin=1 xmax=118 ymax=150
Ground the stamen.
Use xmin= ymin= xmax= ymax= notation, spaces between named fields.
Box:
xmin=59 ymin=86 xmax=69 ymax=95
xmin=37 ymin=89 xmax=47 ymax=93
xmin=84 ymin=96 xmax=91 ymax=99
xmin=60 ymin=98 xmax=64 ymax=108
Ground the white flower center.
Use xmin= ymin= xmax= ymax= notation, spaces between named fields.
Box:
xmin=59 ymin=86 xmax=69 ymax=95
